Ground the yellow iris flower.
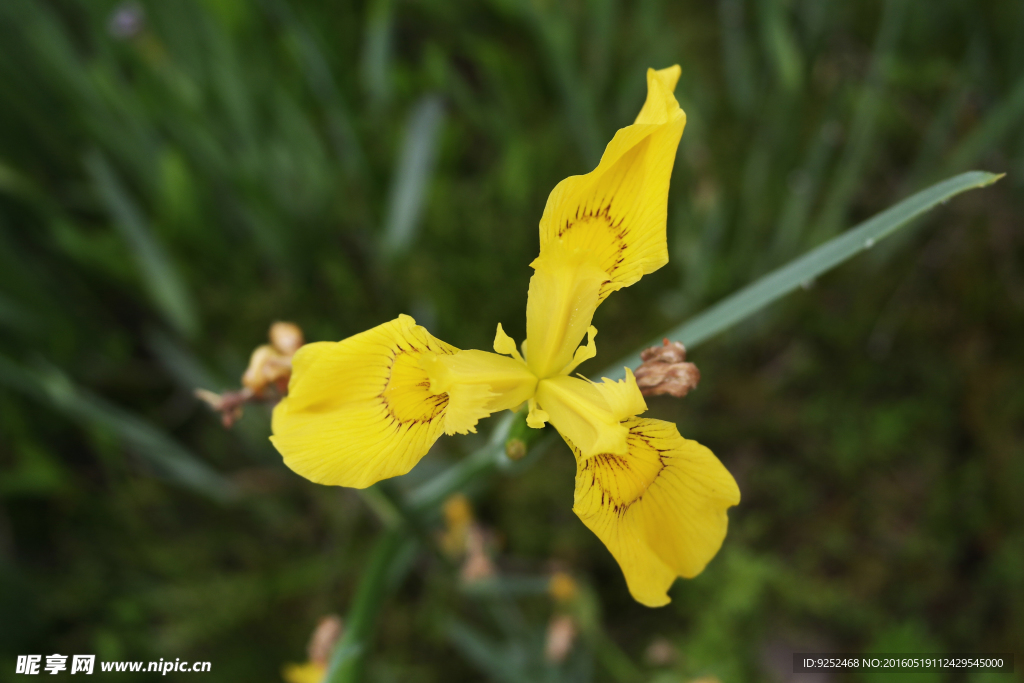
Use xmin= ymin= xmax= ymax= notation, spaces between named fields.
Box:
xmin=271 ymin=66 xmax=740 ymax=607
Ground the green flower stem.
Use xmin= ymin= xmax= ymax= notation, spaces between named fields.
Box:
xmin=408 ymin=409 xmax=533 ymax=512
xmin=593 ymin=630 xmax=645 ymax=683
xmin=324 ymin=527 xmax=417 ymax=683
xmin=327 ymin=410 xmax=545 ymax=681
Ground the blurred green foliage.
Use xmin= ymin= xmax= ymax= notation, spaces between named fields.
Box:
xmin=0 ymin=0 xmax=1022 ymax=681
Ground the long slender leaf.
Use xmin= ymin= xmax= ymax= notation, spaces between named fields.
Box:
xmin=84 ymin=151 xmax=199 ymax=338
xmin=382 ymin=95 xmax=446 ymax=256
xmin=603 ymin=171 xmax=1003 ymax=377
xmin=360 ymin=0 xmax=394 ymax=107
xmin=0 ymin=354 xmax=237 ymax=502
xmin=324 ymin=528 xmax=417 ymax=683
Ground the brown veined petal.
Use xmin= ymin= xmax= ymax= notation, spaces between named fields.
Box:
xmin=270 ymin=314 xmax=456 ymax=489
xmin=537 ymin=66 xmax=686 ymax=303
xmin=566 ymin=417 xmax=740 ymax=607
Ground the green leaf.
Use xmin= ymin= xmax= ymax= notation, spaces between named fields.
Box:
xmin=603 ymin=171 xmax=1003 ymax=377
xmin=84 ymin=151 xmax=199 ymax=338
xmin=0 ymin=354 xmax=237 ymax=502
xmin=382 ymin=95 xmax=446 ymax=256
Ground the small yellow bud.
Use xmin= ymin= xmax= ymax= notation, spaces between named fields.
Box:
xmin=504 ymin=437 xmax=527 ymax=461
xmin=548 ymin=571 xmax=578 ymax=603
xmin=442 ymin=493 xmax=473 ymax=528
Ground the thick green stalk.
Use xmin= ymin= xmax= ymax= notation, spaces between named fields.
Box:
xmin=325 ymin=410 xmax=544 ymax=681
xmin=323 ymin=528 xmax=416 ymax=683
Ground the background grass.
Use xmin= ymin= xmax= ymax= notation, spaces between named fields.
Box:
xmin=0 ymin=0 xmax=1022 ymax=681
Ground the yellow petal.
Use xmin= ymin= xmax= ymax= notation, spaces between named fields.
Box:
xmin=558 ymin=325 xmax=597 ymax=376
xmin=441 ymin=382 xmax=497 ymax=435
xmin=537 ymin=66 xmax=686 ymax=303
xmin=592 ymin=368 xmax=647 ymax=421
xmin=567 ymin=417 xmax=740 ymax=607
xmin=493 ymin=323 xmax=525 ymax=362
xmin=421 ymin=348 xmax=537 ymax=434
xmin=525 ymin=244 xmax=607 ymax=378
xmin=270 ymin=315 xmax=455 ymax=489
xmin=282 ymin=662 xmax=325 ymax=683
xmin=634 ymin=65 xmax=682 ymax=125
xmin=535 ymin=374 xmax=646 ymax=458
xmin=526 ymin=397 xmax=550 ymax=429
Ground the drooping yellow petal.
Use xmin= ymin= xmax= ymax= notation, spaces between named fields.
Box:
xmin=535 ymin=373 xmax=646 ymax=458
xmin=537 ymin=66 xmax=686 ymax=303
xmin=567 ymin=418 xmax=740 ymax=607
xmin=270 ymin=315 xmax=455 ymax=489
xmin=421 ymin=348 xmax=538 ymax=434
xmin=524 ymin=243 xmax=607 ymax=378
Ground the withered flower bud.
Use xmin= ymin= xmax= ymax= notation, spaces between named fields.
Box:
xmin=634 ymin=338 xmax=701 ymax=398
xmin=194 ymin=387 xmax=253 ymax=428
xmin=459 ymin=526 xmax=496 ymax=582
xmin=544 ymin=615 xmax=577 ymax=663
xmin=270 ymin=321 xmax=305 ymax=356
xmin=241 ymin=345 xmax=292 ymax=396
xmin=307 ymin=615 xmax=343 ymax=666
xmin=196 ymin=321 xmax=305 ymax=427
xmin=644 ymin=637 xmax=679 ymax=666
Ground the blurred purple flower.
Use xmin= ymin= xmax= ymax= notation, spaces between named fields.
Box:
xmin=108 ymin=2 xmax=145 ymax=39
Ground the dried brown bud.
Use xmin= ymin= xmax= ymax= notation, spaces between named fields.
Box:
xmin=307 ymin=615 xmax=343 ymax=666
xmin=460 ymin=526 xmax=496 ymax=582
xmin=644 ymin=637 xmax=679 ymax=666
xmin=544 ymin=615 xmax=577 ymax=663
xmin=194 ymin=387 xmax=254 ymax=428
xmin=241 ymin=345 xmax=292 ymax=395
xmin=640 ymin=338 xmax=687 ymax=364
xmin=635 ymin=339 xmax=701 ymax=398
xmin=196 ymin=321 xmax=305 ymax=428
xmin=270 ymin=321 xmax=305 ymax=356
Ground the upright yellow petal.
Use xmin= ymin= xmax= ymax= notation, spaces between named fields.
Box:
xmin=537 ymin=66 xmax=686 ymax=302
xmin=270 ymin=315 xmax=456 ymax=489
xmin=567 ymin=418 xmax=740 ymax=607
xmin=535 ymin=374 xmax=646 ymax=458
xmin=524 ymin=243 xmax=607 ymax=378
xmin=633 ymin=65 xmax=682 ymax=125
